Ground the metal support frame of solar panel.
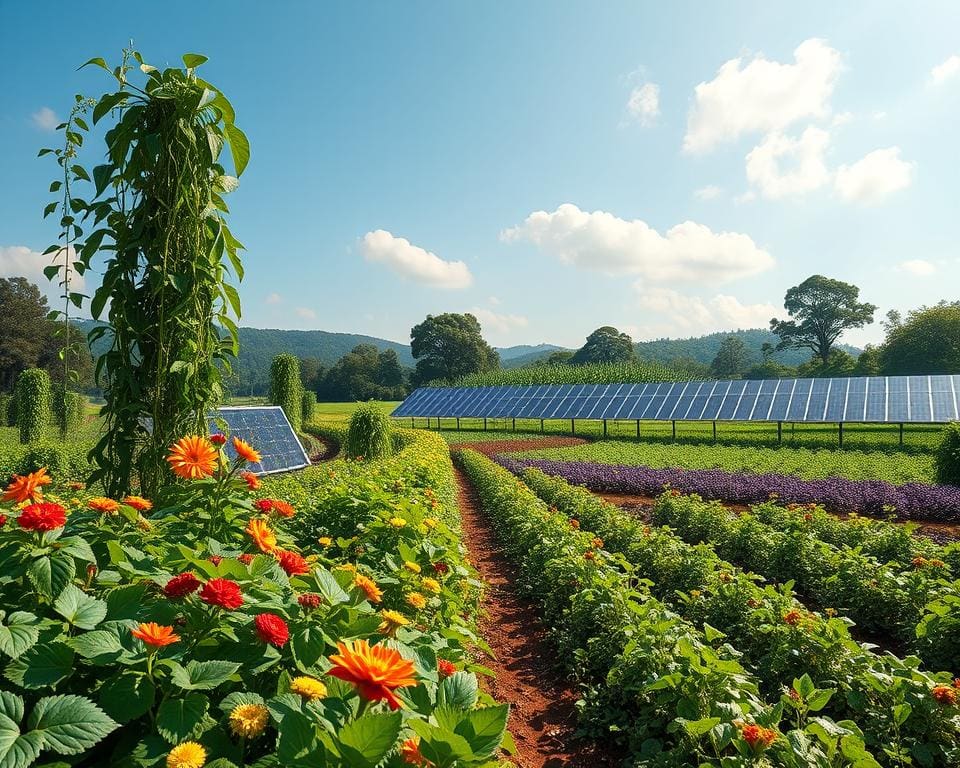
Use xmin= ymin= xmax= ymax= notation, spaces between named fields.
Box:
xmin=211 ymin=406 xmax=311 ymax=475
xmin=391 ymin=375 xmax=960 ymax=424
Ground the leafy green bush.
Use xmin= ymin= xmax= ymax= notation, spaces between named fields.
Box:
xmin=15 ymin=368 xmax=51 ymax=444
xmin=346 ymin=403 xmax=393 ymax=460
xmin=0 ymin=392 xmax=12 ymax=426
xmin=935 ymin=422 xmax=960 ymax=485
xmin=300 ymin=390 xmax=316 ymax=423
xmin=52 ymin=386 xmax=85 ymax=438
xmin=269 ymin=353 xmax=303 ymax=431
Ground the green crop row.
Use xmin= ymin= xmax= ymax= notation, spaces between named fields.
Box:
xmin=436 ymin=360 xmax=686 ymax=387
xmin=518 ymin=468 xmax=960 ymax=766
xmin=457 ymin=448 xmax=888 ymax=767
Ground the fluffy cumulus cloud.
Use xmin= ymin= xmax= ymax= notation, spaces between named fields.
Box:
xmin=361 ymin=229 xmax=472 ymax=289
xmin=31 ymin=107 xmax=59 ymax=131
xmin=745 ymin=126 xmax=831 ymax=198
xmin=896 ymin=259 xmax=936 ymax=276
xmin=633 ymin=286 xmax=778 ymax=337
xmin=627 ymin=82 xmax=660 ymax=125
xmin=501 ymin=203 xmax=773 ymax=283
xmin=684 ymin=39 xmax=842 ymax=153
xmin=834 ymin=147 xmax=914 ymax=205
xmin=0 ymin=245 xmax=86 ymax=300
xmin=470 ymin=307 xmax=529 ymax=335
xmin=931 ymin=55 xmax=960 ymax=85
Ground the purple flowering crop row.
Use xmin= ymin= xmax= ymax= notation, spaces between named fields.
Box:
xmin=494 ymin=456 xmax=960 ymax=522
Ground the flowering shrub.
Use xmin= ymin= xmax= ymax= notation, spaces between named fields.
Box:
xmin=0 ymin=433 xmax=506 ymax=766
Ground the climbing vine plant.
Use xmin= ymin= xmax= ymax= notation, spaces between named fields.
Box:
xmin=41 ymin=48 xmax=249 ymax=495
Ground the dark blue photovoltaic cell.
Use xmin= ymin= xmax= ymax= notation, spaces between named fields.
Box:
xmin=786 ymin=379 xmax=811 ymax=420
xmin=888 ymin=377 xmax=909 ymax=421
xmin=733 ymin=380 xmax=761 ymax=420
xmin=701 ymin=381 xmax=727 ymax=420
xmin=931 ymin=376 xmax=957 ymax=422
xmin=846 ymin=377 xmax=867 ymax=422
xmin=864 ymin=377 xmax=886 ymax=421
xmin=806 ymin=379 xmax=830 ymax=421
xmin=211 ymin=407 xmax=310 ymax=475
xmin=908 ymin=376 xmax=931 ymax=422
xmin=717 ymin=380 xmax=746 ymax=419
xmin=768 ymin=380 xmax=794 ymax=421
xmin=824 ymin=378 xmax=848 ymax=421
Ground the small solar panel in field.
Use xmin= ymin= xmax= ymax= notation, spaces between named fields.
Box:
xmin=211 ymin=406 xmax=310 ymax=475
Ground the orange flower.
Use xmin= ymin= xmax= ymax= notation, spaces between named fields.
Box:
xmin=272 ymin=499 xmax=295 ymax=518
xmin=783 ymin=609 xmax=803 ymax=626
xmin=122 ymin=495 xmax=153 ymax=512
xmin=240 ymin=471 xmax=260 ymax=490
xmin=327 ymin=639 xmax=417 ymax=710
xmin=932 ymin=685 xmax=957 ymax=705
xmin=88 ymin=497 xmax=120 ymax=514
xmin=131 ymin=622 xmax=180 ymax=648
xmin=246 ymin=518 xmax=277 ymax=553
xmin=232 ymin=436 xmax=262 ymax=464
xmin=353 ymin=574 xmax=383 ymax=603
xmin=400 ymin=737 xmax=431 ymax=766
xmin=740 ymin=723 xmax=778 ymax=751
xmin=167 ymin=436 xmax=219 ymax=480
xmin=2 ymin=467 xmax=52 ymax=504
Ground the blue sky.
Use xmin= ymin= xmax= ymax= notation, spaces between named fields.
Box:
xmin=1 ymin=1 xmax=958 ymax=350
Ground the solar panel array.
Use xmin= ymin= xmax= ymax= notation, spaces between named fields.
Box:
xmin=392 ymin=375 xmax=960 ymax=424
xmin=211 ymin=406 xmax=311 ymax=474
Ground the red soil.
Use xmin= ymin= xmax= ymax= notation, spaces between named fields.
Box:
xmin=454 ymin=466 xmax=619 ymax=768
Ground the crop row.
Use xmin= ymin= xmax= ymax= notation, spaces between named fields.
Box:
xmin=516 ymin=466 xmax=960 ymax=766
xmin=456 ymin=448 xmax=897 ymax=767
xmin=510 ymin=439 xmax=935 ymax=485
xmin=497 ymin=456 xmax=960 ymax=521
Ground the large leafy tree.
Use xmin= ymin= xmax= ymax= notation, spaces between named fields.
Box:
xmin=710 ymin=335 xmax=750 ymax=378
xmin=571 ymin=326 xmax=635 ymax=365
xmin=770 ymin=275 xmax=876 ymax=363
xmin=0 ymin=278 xmax=51 ymax=391
xmin=317 ymin=345 xmax=407 ymax=401
xmin=410 ymin=313 xmax=499 ymax=385
xmin=879 ymin=301 xmax=960 ymax=374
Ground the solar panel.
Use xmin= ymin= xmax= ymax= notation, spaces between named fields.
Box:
xmin=212 ymin=406 xmax=310 ymax=475
xmin=393 ymin=375 xmax=960 ymax=424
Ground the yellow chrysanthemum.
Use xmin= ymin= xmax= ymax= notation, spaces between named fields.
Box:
xmin=378 ymin=609 xmax=411 ymax=636
xmin=389 ymin=517 xmax=407 ymax=528
xmin=166 ymin=741 xmax=207 ymax=768
xmin=423 ymin=517 xmax=438 ymax=529
xmin=403 ymin=561 xmax=421 ymax=574
xmin=406 ymin=592 xmax=427 ymax=609
xmin=317 ymin=536 xmax=332 ymax=547
xmin=421 ymin=577 xmax=441 ymax=594
xmin=290 ymin=675 xmax=327 ymax=700
xmin=228 ymin=703 xmax=269 ymax=739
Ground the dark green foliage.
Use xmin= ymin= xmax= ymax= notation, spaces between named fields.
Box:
xmin=0 ymin=278 xmax=51 ymax=392
xmin=0 ymin=393 xmax=12 ymax=426
xmin=796 ymin=349 xmax=856 ymax=378
xmin=709 ymin=335 xmax=750 ymax=378
xmin=41 ymin=50 xmax=249 ymax=495
xmin=52 ymin=385 xmax=85 ymax=438
xmin=770 ymin=275 xmax=876 ymax=363
xmin=410 ymin=313 xmax=499 ymax=385
xmin=879 ymin=301 xmax=960 ymax=375
xmin=570 ymin=326 xmax=635 ymax=365
xmin=935 ymin=423 xmax=960 ymax=486
xmin=15 ymin=368 xmax=51 ymax=444
xmin=346 ymin=403 xmax=393 ymax=460
xmin=301 ymin=390 xmax=316 ymax=423
xmin=317 ymin=345 xmax=407 ymax=401
xmin=270 ymin=354 xmax=304 ymax=431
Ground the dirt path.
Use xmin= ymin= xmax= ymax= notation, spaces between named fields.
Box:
xmin=453 ymin=466 xmax=618 ymax=768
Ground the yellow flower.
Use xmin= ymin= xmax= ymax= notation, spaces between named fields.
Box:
xmin=378 ymin=609 xmax=411 ymax=636
xmin=335 ymin=563 xmax=357 ymax=573
xmin=403 ymin=561 xmax=422 ymax=574
xmin=389 ymin=517 xmax=407 ymax=528
xmin=423 ymin=517 xmax=438 ymax=529
xmin=421 ymin=577 xmax=441 ymax=594
xmin=166 ymin=741 xmax=206 ymax=768
xmin=290 ymin=675 xmax=327 ymax=700
xmin=406 ymin=592 xmax=427 ymax=609
xmin=228 ymin=703 xmax=269 ymax=739
xmin=317 ymin=536 xmax=332 ymax=547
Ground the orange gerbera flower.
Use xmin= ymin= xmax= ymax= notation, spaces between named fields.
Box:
xmin=327 ymin=639 xmax=417 ymax=710
xmin=246 ymin=518 xmax=277 ymax=553
xmin=2 ymin=467 xmax=52 ymax=504
xmin=123 ymin=495 xmax=153 ymax=512
xmin=131 ymin=622 xmax=180 ymax=648
xmin=167 ymin=436 xmax=219 ymax=480
xmin=240 ymin=471 xmax=260 ymax=490
xmin=353 ymin=573 xmax=383 ymax=603
xmin=232 ymin=436 xmax=262 ymax=464
xmin=88 ymin=497 xmax=120 ymax=514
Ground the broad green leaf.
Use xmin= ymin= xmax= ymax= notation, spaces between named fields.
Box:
xmin=807 ymin=688 xmax=836 ymax=713
xmin=218 ymin=691 xmax=264 ymax=714
xmin=104 ymin=584 xmax=148 ymax=621
xmin=182 ymin=53 xmax=209 ymax=68
xmin=67 ymin=630 xmax=123 ymax=662
xmin=4 ymin=642 xmax=74 ymax=689
xmin=437 ymin=672 xmax=478 ymax=709
xmin=156 ymin=694 xmax=209 ymax=744
xmin=290 ymin=626 xmax=327 ymax=670
xmin=223 ymin=124 xmax=250 ymax=176
xmin=26 ymin=694 xmax=117 ymax=755
xmin=0 ymin=613 xmax=40 ymax=660
xmin=98 ymin=672 xmax=155 ymax=724
xmin=455 ymin=704 xmax=509 ymax=759
xmin=79 ymin=57 xmax=110 ymax=71
xmin=337 ymin=711 xmax=401 ymax=768
xmin=54 ymin=585 xmax=107 ymax=630
xmin=92 ymin=92 xmax=126 ymax=125
xmin=680 ymin=717 xmax=720 ymax=737
xmin=313 ymin=567 xmax=349 ymax=605
xmin=56 ymin=536 xmax=96 ymax=564
xmin=170 ymin=660 xmax=240 ymax=691
xmin=27 ymin=555 xmax=74 ymax=600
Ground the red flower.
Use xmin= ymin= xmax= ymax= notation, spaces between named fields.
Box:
xmin=275 ymin=549 xmax=310 ymax=576
xmin=932 ymin=685 xmax=957 ymax=706
xmin=438 ymin=659 xmax=456 ymax=679
xmin=164 ymin=572 xmax=201 ymax=599
xmin=254 ymin=613 xmax=289 ymax=647
xmin=298 ymin=593 xmax=322 ymax=609
xmin=432 ymin=561 xmax=449 ymax=575
xmin=199 ymin=578 xmax=243 ymax=610
xmin=210 ymin=433 xmax=227 ymax=446
xmin=17 ymin=502 xmax=67 ymax=532
xmin=238 ymin=553 xmax=254 ymax=565
xmin=255 ymin=499 xmax=275 ymax=513
xmin=241 ymin=471 xmax=260 ymax=490
xmin=209 ymin=555 xmax=223 ymax=566
xmin=0 ymin=514 xmax=6 ymax=527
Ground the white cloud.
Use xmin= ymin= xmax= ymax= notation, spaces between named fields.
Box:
xmin=831 ymin=111 xmax=853 ymax=127
xmin=931 ymin=55 xmax=960 ymax=85
xmin=745 ymin=126 xmax=831 ymax=198
xmin=694 ymin=185 xmax=722 ymax=200
xmin=0 ymin=245 xmax=86 ymax=308
xmin=684 ymin=38 xmax=842 ymax=153
xmin=627 ymin=82 xmax=660 ymax=125
xmin=487 ymin=296 xmax=501 ymax=305
xmin=834 ymin=147 xmax=914 ymax=204
xmin=265 ymin=292 xmax=282 ymax=305
xmin=295 ymin=307 xmax=317 ymax=320
xmin=896 ymin=259 xmax=936 ymax=276
xmin=470 ymin=307 xmax=529 ymax=335
xmin=361 ymin=229 xmax=472 ymax=289
xmin=31 ymin=107 xmax=59 ymax=131
xmin=633 ymin=286 xmax=778 ymax=338
xmin=502 ymin=203 xmax=773 ymax=283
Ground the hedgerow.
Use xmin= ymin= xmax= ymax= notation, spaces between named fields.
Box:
xmin=300 ymin=390 xmax=317 ymax=423
xmin=935 ymin=422 xmax=960 ymax=486
xmin=15 ymin=368 xmax=51 ymax=444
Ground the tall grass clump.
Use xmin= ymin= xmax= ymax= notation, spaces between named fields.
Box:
xmin=346 ymin=402 xmax=393 ymax=459
xmin=301 ymin=390 xmax=317 ymax=424
xmin=438 ymin=359 xmax=688 ymax=387
xmin=935 ymin=422 xmax=960 ymax=485
xmin=15 ymin=368 xmax=51 ymax=444
xmin=270 ymin=353 xmax=304 ymax=431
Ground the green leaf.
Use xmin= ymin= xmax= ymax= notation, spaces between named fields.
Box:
xmin=437 ymin=672 xmax=478 ymax=709
xmin=80 ymin=57 xmax=110 ymax=72
xmin=314 ymin=567 xmax=349 ymax=605
xmin=0 ymin=613 xmax=40 ymax=660
xmin=27 ymin=555 xmax=74 ymax=600
xmin=92 ymin=92 xmax=126 ymax=125
xmin=43 ymin=202 xmax=58 ymax=218
xmin=337 ymin=711 xmax=402 ymax=768
xmin=795 ymin=673 xmax=816 ymax=699
xmin=455 ymin=704 xmax=509 ymax=759
xmin=0 ymin=700 xmax=43 ymax=768
xmin=806 ymin=688 xmax=836 ymax=713
xmin=5 ymin=642 xmax=74 ymax=689
xmin=66 ymin=630 xmax=123 ymax=662
xmin=170 ymin=660 xmax=240 ymax=691
xmin=223 ymin=124 xmax=250 ymax=176
xmin=182 ymin=53 xmax=209 ymax=69
xmin=680 ymin=717 xmax=720 ymax=737
xmin=104 ymin=584 xmax=148 ymax=621
xmin=43 ymin=265 xmax=61 ymax=281
xmin=53 ymin=585 xmax=107 ymax=630
xmin=156 ymin=694 xmax=209 ymax=744
xmin=26 ymin=694 xmax=118 ymax=755
xmin=56 ymin=536 xmax=96 ymax=564
xmin=98 ymin=672 xmax=155 ymax=724
xmin=290 ymin=626 xmax=326 ymax=670
xmin=92 ymin=164 xmax=114 ymax=197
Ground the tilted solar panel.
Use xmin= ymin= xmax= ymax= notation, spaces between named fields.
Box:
xmin=211 ymin=406 xmax=310 ymax=475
